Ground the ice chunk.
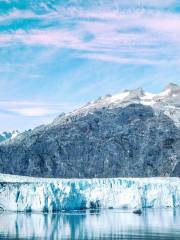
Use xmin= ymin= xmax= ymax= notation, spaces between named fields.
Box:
xmin=0 ymin=174 xmax=179 ymax=212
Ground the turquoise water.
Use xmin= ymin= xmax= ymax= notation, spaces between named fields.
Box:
xmin=0 ymin=208 xmax=180 ymax=239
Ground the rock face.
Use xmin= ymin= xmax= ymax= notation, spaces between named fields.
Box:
xmin=0 ymin=83 xmax=180 ymax=178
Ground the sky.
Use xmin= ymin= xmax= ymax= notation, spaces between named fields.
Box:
xmin=0 ymin=0 xmax=180 ymax=132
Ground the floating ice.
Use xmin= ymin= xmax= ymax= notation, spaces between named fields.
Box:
xmin=0 ymin=174 xmax=179 ymax=212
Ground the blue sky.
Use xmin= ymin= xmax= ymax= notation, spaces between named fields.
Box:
xmin=0 ymin=0 xmax=180 ymax=131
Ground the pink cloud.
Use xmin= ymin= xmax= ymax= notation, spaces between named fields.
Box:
xmin=0 ymin=7 xmax=180 ymax=65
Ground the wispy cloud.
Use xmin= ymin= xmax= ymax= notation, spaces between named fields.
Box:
xmin=0 ymin=9 xmax=37 ymax=21
xmin=0 ymin=6 xmax=180 ymax=65
xmin=0 ymin=101 xmax=77 ymax=117
xmin=0 ymin=0 xmax=180 ymax=131
xmin=79 ymin=53 xmax=169 ymax=65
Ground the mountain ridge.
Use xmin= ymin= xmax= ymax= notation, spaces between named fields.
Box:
xmin=0 ymin=83 xmax=179 ymax=178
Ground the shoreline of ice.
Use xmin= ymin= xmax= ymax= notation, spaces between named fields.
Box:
xmin=0 ymin=174 xmax=179 ymax=212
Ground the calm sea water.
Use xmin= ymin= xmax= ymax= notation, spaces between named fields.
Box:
xmin=0 ymin=208 xmax=180 ymax=239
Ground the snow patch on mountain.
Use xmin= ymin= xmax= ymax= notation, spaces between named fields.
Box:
xmin=0 ymin=130 xmax=19 ymax=143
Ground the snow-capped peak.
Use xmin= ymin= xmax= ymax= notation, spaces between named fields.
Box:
xmin=51 ymin=83 xmax=180 ymax=127
xmin=156 ymin=83 xmax=179 ymax=98
xmin=79 ymin=83 xmax=179 ymax=111
xmin=164 ymin=82 xmax=180 ymax=92
xmin=0 ymin=130 xmax=20 ymax=143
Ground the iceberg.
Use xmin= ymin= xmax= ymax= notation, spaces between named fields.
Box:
xmin=0 ymin=174 xmax=179 ymax=212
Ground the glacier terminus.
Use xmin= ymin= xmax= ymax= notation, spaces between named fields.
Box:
xmin=0 ymin=174 xmax=179 ymax=212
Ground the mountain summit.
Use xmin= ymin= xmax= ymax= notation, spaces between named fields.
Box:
xmin=164 ymin=82 xmax=180 ymax=92
xmin=0 ymin=83 xmax=180 ymax=178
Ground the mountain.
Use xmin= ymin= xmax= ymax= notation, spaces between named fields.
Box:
xmin=0 ymin=83 xmax=180 ymax=178
xmin=0 ymin=130 xmax=19 ymax=143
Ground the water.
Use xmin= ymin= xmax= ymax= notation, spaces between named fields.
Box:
xmin=0 ymin=208 xmax=180 ymax=239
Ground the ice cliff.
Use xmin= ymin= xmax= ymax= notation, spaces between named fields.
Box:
xmin=0 ymin=174 xmax=179 ymax=212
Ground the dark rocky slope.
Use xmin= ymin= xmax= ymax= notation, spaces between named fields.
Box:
xmin=0 ymin=84 xmax=180 ymax=177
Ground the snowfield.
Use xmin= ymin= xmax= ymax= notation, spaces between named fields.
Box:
xmin=0 ymin=174 xmax=179 ymax=212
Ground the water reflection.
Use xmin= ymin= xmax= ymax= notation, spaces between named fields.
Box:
xmin=0 ymin=208 xmax=180 ymax=239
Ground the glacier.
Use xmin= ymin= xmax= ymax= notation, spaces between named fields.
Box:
xmin=0 ymin=174 xmax=180 ymax=212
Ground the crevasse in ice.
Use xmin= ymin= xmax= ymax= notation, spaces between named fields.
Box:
xmin=0 ymin=174 xmax=179 ymax=212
